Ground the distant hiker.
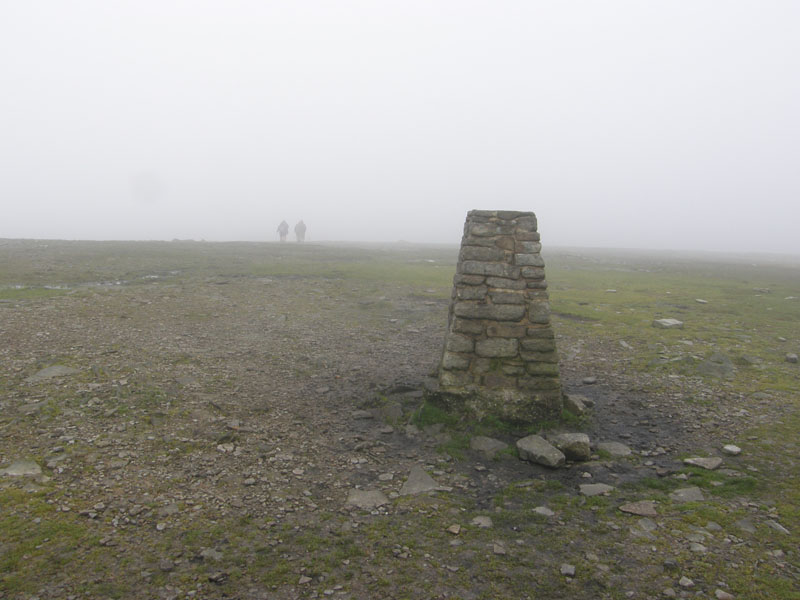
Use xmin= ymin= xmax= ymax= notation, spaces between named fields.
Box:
xmin=294 ymin=220 xmax=307 ymax=243
xmin=277 ymin=220 xmax=289 ymax=242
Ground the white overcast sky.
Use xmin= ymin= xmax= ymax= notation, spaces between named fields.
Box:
xmin=1 ymin=1 xmax=799 ymax=253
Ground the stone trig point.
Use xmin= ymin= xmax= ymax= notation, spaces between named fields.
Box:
xmin=437 ymin=210 xmax=562 ymax=423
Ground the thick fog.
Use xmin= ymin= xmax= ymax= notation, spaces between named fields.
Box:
xmin=2 ymin=2 xmax=799 ymax=254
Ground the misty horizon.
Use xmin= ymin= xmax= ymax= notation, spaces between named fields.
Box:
xmin=2 ymin=2 xmax=799 ymax=254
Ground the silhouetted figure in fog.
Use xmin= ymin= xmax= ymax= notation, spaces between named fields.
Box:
xmin=277 ymin=220 xmax=289 ymax=242
xmin=294 ymin=220 xmax=306 ymax=243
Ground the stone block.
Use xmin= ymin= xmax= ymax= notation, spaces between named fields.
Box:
xmin=461 ymin=261 xmax=520 ymax=279
xmin=460 ymin=246 xmax=506 ymax=262
xmin=518 ymin=375 xmax=562 ymax=390
xmin=514 ymin=215 xmax=538 ymax=231
xmin=486 ymin=323 xmax=527 ymax=338
xmin=515 ymin=253 xmax=545 ymax=267
xmin=653 ymin=318 xmax=684 ymax=329
xmin=486 ymin=276 xmax=527 ymax=290
xmin=520 ymin=350 xmax=559 ymax=363
xmin=515 ymin=231 xmax=541 ymax=242
xmin=526 ymin=326 xmax=555 ymax=339
xmin=521 ymin=267 xmax=546 ymax=280
xmin=453 ymin=319 xmax=485 ymax=335
xmin=446 ymin=334 xmax=475 ymax=353
xmin=469 ymin=210 xmax=498 ymax=218
xmin=516 ymin=435 xmax=564 ymax=468
xmin=520 ymin=338 xmax=556 ymax=352
xmin=524 ymin=361 xmax=561 ymax=376
xmin=454 ymin=274 xmax=486 ymax=286
xmin=489 ymin=291 xmax=525 ymax=304
xmin=453 ymin=302 xmax=526 ymax=321
xmin=468 ymin=223 xmax=498 ymax=237
xmin=516 ymin=241 xmax=542 ymax=254
xmin=528 ymin=301 xmax=551 ymax=324
xmin=457 ymin=286 xmax=488 ymax=301
xmin=439 ymin=370 xmax=471 ymax=387
xmin=527 ymin=280 xmax=548 ymax=289
xmin=475 ymin=338 xmax=519 ymax=358
xmin=525 ymin=289 xmax=549 ymax=300
xmin=549 ymin=433 xmax=591 ymax=461
xmin=497 ymin=210 xmax=532 ymax=221
xmin=502 ymin=365 xmax=525 ymax=376
xmin=472 ymin=358 xmax=492 ymax=373
xmin=441 ymin=351 xmax=470 ymax=370
xmin=482 ymin=373 xmax=517 ymax=388
xmin=494 ymin=237 xmax=515 ymax=251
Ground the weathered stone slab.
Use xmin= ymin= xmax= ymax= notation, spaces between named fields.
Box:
xmin=475 ymin=338 xmax=518 ymax=358
xmin=485 ymin=276 xmax=527 ymax=290
xmin=445 ymin=334 xmax=475 ymax=353
xmin=669 ymin=486 xmax=705 ymax=502
xmin=470 ymin=436 xmax=508 ymax=458
xmin=514 ymin=253 xmax=545 ymax=267
xmin=400 ymin=466 xmax=442 ymax=496
xmin=1 ymin=459 xmax=42 ymax=477
xmin=25 ymin=365 xmax=80 ymax=383
xmin=441 ymin=352 xmax=470 ymax=370
xmin=596 ymin=441 xmax=632 ymax=457
xmin=579 ymin=483 xmax=615 ymax=496
xmin=345 ymin=489 xmax=389 ymax=509
xmin=619 ymin=501 xmax=658 ymax=517
xmin=460 ymin=246 xmax=506 ymax=262
xmin=453 ymin=302 xmax=525 ymax=321
xmin=684 ymin=457 xmax=723 ymax=470
xmin=653 ymin=318 xmax=684 ymax=329
xmin=549 ymin=433 xmax=591 ymax=461
xmin=461 ymin=261 xmax=520 ymax=278
xmin=456 ymin=286 xmax=488 ymax=301
xmin=486 ymin=323 xmax=527 ymax=338
xmin=489 ymin=290 xmax=525 ymax=304
xmin=516 ymin=435 xmax=565 ymax=468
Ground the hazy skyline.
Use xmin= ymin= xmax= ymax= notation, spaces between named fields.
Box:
xmin=2 ymin=2 xmax=799 ymax=254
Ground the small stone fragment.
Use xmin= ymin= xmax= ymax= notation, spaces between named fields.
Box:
xmin=669 ymin=487 xmax=704 ymax=502
xmin=679 ymin=576 xmax=694 ymax=588
xmin=785 ymin=353 xmax=798 ymax=364
xmin=653 ymin=318 xmax=684 ymax=329
xmin=492 ymin=543 xmax=506 ymax=555
xmin=399 ymin=466 xmax=442 ymax=496
xmin=721 ymin=444 xmax=741 ymax=456
xmin=560 ymin=563 xmax=576 ymax=577
xmin=447 ymin=524 xmax=461 ymax=535
xmin=714 ymin=590 xmax=734 ymax=600
xmin=563 ymin=394 xmax=588 ymax=416
xmin=618 ymin=501 xmax=658 ymax=517
xmin=579 ymin=483 xmax=614 ymax=497
xmin=208 ymin=572 xmax=227 ymax=583
xmin=683 ymin=457 xmax=723 ymax=470
xmin=471 ymin=516 xmax=493 ymax=528
xmin=597 ymin=441 xmax=632 ymax=457
xmin=298 ymin=575 xmax=312 ymax=585
xmin=469 ymin=436 xmax=508 ymax=459
xmin=345 ymin=489 xmax=389 ymax=509
xmin=582 ymin=376 xmax=597 ymax=385
xmin=533 ymin=506 xmax=554 ymax=517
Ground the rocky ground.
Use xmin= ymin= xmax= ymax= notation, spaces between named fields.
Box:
xmin=0 ymin=241 xmax=798 ymax=599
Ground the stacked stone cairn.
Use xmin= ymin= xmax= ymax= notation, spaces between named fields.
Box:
xmin=437 ymin=210 xmax=562 ymax=424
